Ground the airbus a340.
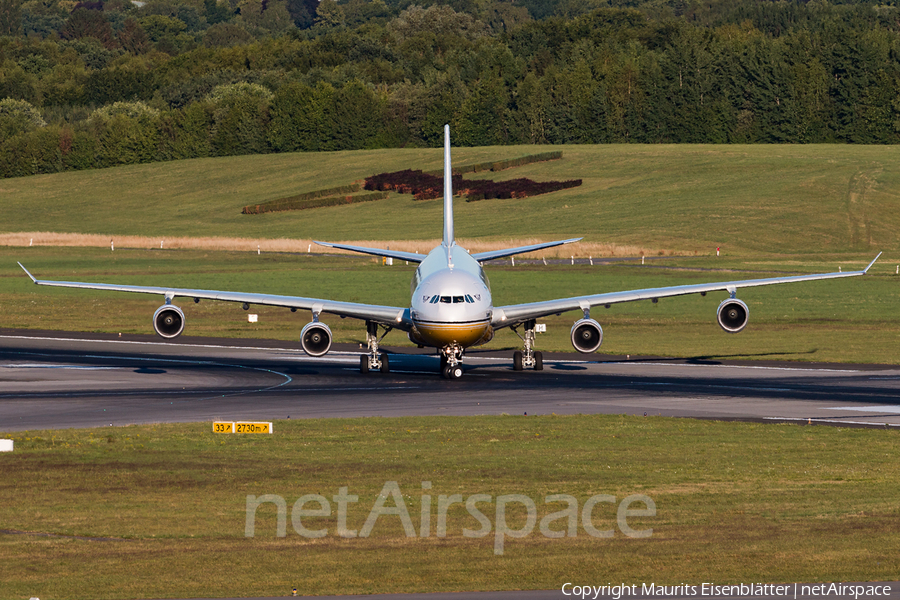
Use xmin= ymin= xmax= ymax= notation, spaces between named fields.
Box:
xmin=19 ymin=126 xmax=880 ymax=378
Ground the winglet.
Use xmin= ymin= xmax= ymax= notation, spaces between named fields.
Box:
xmin=18 ymin=262 xmax=37 ymax=283
xmin=863 ymin=252 xmax=882 ymax=274
xmin=442 ymin=124 xmax=454 ymax=248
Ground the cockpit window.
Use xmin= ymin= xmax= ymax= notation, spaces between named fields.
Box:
xmin=434 ymin=295 xmax=475 ymax=304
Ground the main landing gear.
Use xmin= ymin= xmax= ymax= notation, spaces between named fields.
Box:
xmin=440 ymin=343 xmax=464 ymax=379
xmin=511 ymin=319 xmax=543 ymax=372
xmin=360 ymin=320 xmax=391 ymax=374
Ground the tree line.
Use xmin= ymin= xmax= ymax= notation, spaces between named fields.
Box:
xmin=3 ymin=0 xmax=900 ymax=178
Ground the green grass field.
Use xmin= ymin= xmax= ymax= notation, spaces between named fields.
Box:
xmin=3 ymin=144 xmax=898 ymax=363
xmin=2 ymin=144 xmax=900 ymax=256
xmin=1 ymin=416 xmax=898 ymax=599
xmin=2 ymin=146 xmax=900 ymax=598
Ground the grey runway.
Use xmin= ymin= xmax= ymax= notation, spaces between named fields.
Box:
xmin=2 ymin=329 xmax=900 ymax=432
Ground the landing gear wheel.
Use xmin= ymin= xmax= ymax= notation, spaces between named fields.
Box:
xmin=534 ymin=351 xmax=543 ymax=371
xmin=380 ymin=353 xmax=389 ymax=373
xmin=360 ymin=354 xmax=369 ymax=374
xmin=449 ymin=365 xmax=463 ymax=379
xmin=442 ymin=365 xmax=452 ymax=379
xmin=513 ymin=350 xmax=524 ymax=371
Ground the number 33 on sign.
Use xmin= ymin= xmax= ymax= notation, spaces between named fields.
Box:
xmin=213 ymin=422 xmax=272 ymax=434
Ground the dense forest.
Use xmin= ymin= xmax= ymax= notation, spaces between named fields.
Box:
xmin=3 ymin=0 xmax=900 ymax=178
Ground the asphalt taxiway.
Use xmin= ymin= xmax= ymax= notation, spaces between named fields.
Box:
xmin=2 ymin=329 xmax=900 ymax=432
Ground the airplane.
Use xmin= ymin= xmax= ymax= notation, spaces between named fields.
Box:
xmin=19 ymin=125 xmax=881 ymax=379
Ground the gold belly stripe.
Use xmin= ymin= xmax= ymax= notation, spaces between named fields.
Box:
xmin=413 ymin=320 xmax=490 ymax=346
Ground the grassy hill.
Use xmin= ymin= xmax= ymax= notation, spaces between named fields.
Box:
xmin=2 ymin=144 xmax=899 ymax=256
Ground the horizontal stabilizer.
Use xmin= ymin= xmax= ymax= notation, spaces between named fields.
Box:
xmin=314 ymin=241 xmax=425 ymax=263
xmin=471 ymin=238 xmax=583 ymax=262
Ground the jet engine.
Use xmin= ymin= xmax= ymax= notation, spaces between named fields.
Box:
xmin=301 ymin=321 xmax=332 ymax=356
xmin=408 ymin=328 xmax=427 ymax=347
xmin=570 ymin=318 xmax=603 ymax=353
xmin=153 ymin=304 xmax=185 ymax=339
xmin=717 ymin=298 xmax=749 ymax=333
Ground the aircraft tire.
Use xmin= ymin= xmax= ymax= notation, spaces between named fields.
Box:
xmin=380 ymin=353 xmax=389 ymax=373
xmin=534 ymin=351 xmax=543 ymax=371
xmin=449 ymin=365 xmax=463 ymax=379
xmin=360 ymin=354 xmax=369 ymax=374
xmin=513 ymin=351 xmax=524 ymax=371
xmin=441 ymin=365 xmax=451 ymax=379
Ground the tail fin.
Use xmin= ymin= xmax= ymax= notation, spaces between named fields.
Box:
xmin=442 ymin=124 xmax=454 ymax=248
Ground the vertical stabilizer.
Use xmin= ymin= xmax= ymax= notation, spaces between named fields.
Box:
xmin=442 ymin=124 xmax=454 ymax=248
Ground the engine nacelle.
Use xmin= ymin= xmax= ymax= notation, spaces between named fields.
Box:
xmin=301 ymin=321 xmax=332 ymax=357
xmin=717 ymin=298 xmax=749 ymax=333
xmin=153 ymin=304 xmax=185 ymax=339
xmin=408 ymin=327 xmax=427 ymax=347
xmin=570 ymin=318 xmax=603 ymax=353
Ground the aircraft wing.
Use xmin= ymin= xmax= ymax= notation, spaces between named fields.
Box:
xmin=491 ymin=253 xmax=882 ymax=327
xmin=314 ymin=241 xmax=425 ymax=263
xmin=18 ymin=263 xmax=411 ymax=328
xmin=471 ymin=238 xmax=583 ymax=262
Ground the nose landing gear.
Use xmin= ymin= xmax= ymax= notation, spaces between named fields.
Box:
xmin=440 ymin=343 xmax=464 ymax=379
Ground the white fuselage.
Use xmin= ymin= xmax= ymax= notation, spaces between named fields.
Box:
xmin=408 ymin=244 xmax=493 ymax=348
